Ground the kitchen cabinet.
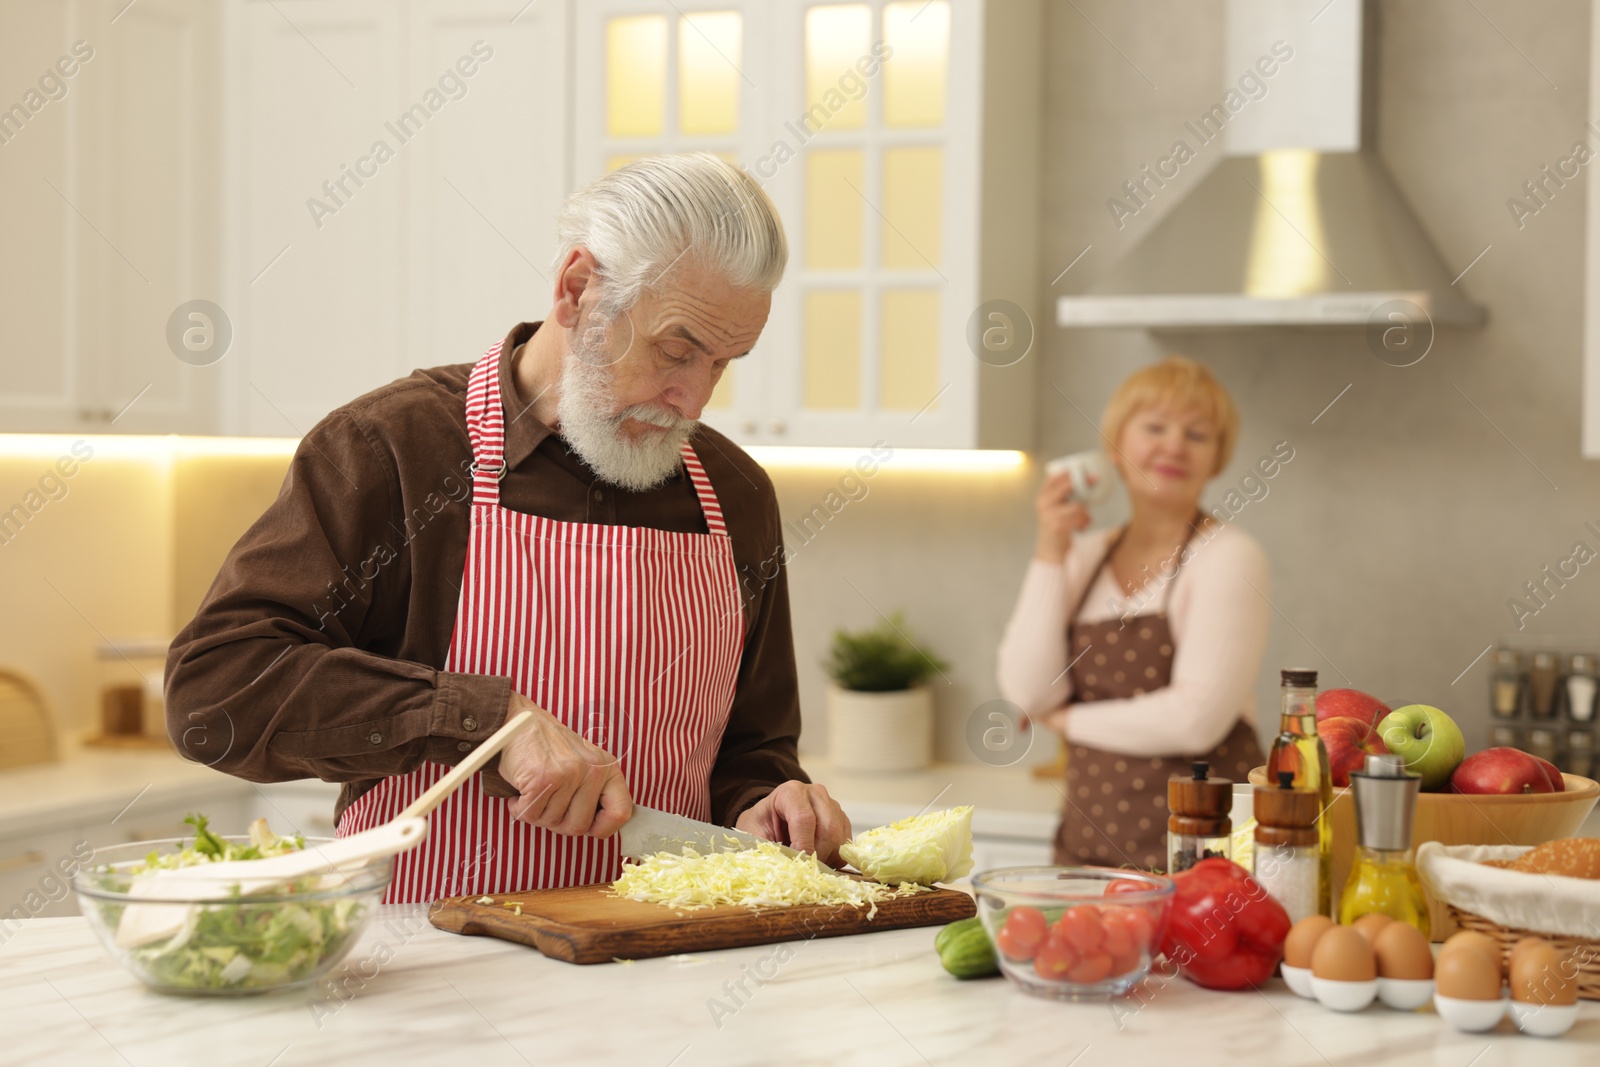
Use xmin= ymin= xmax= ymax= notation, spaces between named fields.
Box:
xmin=218 ymin=0 xmax=571 ymax=436
xmin=0 ymin=827 xmax=84 ymax=921
xmin=0 ymin=795 xmax=252 ymax=921
xmin=571 ymin=0 xmax=1043 ymax=450
xmin=0 ymin=0 xmax=223 ymax=434
xmin=252 ymin=778 xmax=341 ymax=838
xmin=8 ymin=0 xmax=1039 ymax=451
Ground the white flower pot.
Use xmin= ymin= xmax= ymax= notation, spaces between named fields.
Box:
xmin=826 ymin=683 xmax=932 ymax=771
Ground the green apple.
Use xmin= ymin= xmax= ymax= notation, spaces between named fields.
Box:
xmin=1377 ymin=705 xmax=1466 ymax=791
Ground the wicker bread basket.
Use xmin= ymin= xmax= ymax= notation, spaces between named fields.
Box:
xmin=1418 ymin=842 xmax=1600 ymax=1001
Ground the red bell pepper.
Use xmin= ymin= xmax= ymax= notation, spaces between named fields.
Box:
xmin=1159 ymin=857 xmax=1290 ymax=990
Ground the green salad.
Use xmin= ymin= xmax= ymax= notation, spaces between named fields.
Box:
xmin=96 ymin=814 xmax=370 ymax=992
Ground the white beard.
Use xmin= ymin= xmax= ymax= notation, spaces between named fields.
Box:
xmin=555 ymin=321 xmax=698 ymax=492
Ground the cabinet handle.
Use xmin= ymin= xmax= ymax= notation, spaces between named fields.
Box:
xmin=740 ymin=419 xmax=758 ymax=435
xmin=769 ymin=419 xmax=787 ymax=435
xmin=0 ymin=850 xmax=45 ymax=874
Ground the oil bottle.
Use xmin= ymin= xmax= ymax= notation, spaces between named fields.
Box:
xmin=1339 ymin=753 xmax=1430 ymax=936
xmin=1265 ymin=668 xmax=1332 ymax=916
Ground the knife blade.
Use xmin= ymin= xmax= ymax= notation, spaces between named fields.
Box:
xmin=619 ymin=804 xmax=810 ymax=863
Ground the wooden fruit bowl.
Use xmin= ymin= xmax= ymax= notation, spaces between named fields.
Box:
xmin=1247 ymin=768 xmax=1599 ymax=939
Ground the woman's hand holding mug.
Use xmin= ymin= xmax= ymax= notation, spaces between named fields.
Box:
xmin=1034 ymin=451 xmax=1112 ymax=564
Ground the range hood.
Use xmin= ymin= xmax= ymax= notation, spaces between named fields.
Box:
xmin=1057 ymin=0 xmax=1486 ymax=330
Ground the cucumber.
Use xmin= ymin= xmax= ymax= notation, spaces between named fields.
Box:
xmin=935 ymin=917 xmax=999 ymax=980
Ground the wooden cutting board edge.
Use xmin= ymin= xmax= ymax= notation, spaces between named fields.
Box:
xmin=428 ymin=885 xmax=977 ymax=965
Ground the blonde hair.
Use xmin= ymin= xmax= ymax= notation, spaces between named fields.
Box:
xmin=1099 ymin=356 xmax=1239 ymax=476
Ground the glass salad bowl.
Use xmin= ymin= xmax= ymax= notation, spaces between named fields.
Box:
xmin=74 ymin=834 xmax=389 ymax=996
xmin=970 ymin=866 xmax=1174 ymax=1001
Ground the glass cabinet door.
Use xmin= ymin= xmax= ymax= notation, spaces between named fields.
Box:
xmin=575 ymin=1 xmax=769 ymax=439
xmin=775 ymin=0 xmax=961 ymax=445
xmin=573 ymin=0 xmax=986 ymax=448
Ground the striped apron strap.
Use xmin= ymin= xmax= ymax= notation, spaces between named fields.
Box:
xmin=465 ymin=341 xmax=507 ymax=506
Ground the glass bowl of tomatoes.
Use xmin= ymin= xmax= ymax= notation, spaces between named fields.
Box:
xmin=970 ymin=866 xmax=1174 ymax=1000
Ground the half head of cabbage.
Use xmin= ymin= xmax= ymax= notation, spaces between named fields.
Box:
xmin=839 ymin=806 xmax=974 ymax=885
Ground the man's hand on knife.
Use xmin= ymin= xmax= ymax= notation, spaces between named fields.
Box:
xmin=736 ymin=781 xmax=852 ymax=868
xmin=497 ymin=692 xmax=634 ymax=838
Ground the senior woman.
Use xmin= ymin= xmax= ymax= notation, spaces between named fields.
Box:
xmin=997 ymin=357 xmax=1269 ymax=871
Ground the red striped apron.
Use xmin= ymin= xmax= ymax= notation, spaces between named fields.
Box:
xmin=337 ymin=342 xmax=746 ymax=903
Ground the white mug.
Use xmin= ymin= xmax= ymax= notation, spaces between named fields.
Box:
xmin=1043 ymin=450 xmax=1115 ymax=504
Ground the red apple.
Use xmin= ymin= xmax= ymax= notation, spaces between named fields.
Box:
xmin=1320 ymin=716 xmax=1391 ymax=787
xmin=1450 ymin=747 xmax=1559 ymax=795
xmin=1315 ymin=689 xmax=1391 ymax=731
xmin=1534 ymin=755 xmax=1566 ymax=793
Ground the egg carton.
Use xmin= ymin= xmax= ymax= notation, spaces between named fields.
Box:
xmin=1418 ymin=843 xmax=1600 ymax=1001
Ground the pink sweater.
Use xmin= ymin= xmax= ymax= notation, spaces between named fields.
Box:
xmin=996 ymin=523 xmax=1271 ymax=757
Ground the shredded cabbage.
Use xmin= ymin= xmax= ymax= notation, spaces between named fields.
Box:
xmin=611 ymin=841 xmax=926 ymax=918
xmin=838 ymin=806 xmax=974 ymax=886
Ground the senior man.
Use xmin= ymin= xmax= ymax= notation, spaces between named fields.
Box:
xmin=166 ymin=153 xmax=848 ymax=901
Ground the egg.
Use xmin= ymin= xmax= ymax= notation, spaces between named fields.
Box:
xmin=1441 ymin=931 xmax=1502 ymax=971
xmin=1285 ymin=915 xmax=1335 ymax=970
xmin=1351 ymin=912 xmax=1393 ymax=945
xmin=1509 ymin=936 xmax=1550 ymax=973
xmin=1435 ymin=946 xmax=1503 ymax=1001
xmin=1311 ymin=925 xmax=1376 ymax=982
xmin=1373 ymin=920 xmax=1433 ymax=980
xmin=1510 ymin=942 xmax=1577 ymax=1007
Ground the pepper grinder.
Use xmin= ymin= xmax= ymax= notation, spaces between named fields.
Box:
xmin=1339 ymin=753 xmax=1429 ymax=937
xmin=1167 ymin=760 xmax=1232 ymax=874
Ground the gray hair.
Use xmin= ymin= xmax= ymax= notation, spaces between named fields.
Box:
xmin=552 ymin=152 xmax=788 ymax=318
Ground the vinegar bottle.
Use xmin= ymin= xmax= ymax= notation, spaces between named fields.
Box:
xmin=1265 ymin=668 xmax=1332 ymax=916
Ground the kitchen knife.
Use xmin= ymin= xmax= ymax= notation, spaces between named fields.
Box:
xmin=619 ymin=805 xmax=812 ymax=864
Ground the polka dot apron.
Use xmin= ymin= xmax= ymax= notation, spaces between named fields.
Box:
xmin=1053 ymin=522 xmax=1263 ymax=872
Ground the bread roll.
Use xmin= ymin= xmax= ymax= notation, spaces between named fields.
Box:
xmin=1510 ymin=838 xmax=1600 ymax=879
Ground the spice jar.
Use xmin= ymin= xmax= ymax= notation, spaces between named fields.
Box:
xmin=1527 ymin=727 xmax=1558 ymax=765
xmin=1567 ymin=654 xmax=1597 ymax=723
xmin=1566 ymin=730 xmax=1594 ymax=778
xmin=1253 ymin=770 xmax=1322 ymax=924
xmin=1167 ymin=760 xmax=1232 ymax=874
xmin=1489 ymin=648 xmax=1523 ymax=718
xmin=1529 ymin=651 xmax=1560 ymax=720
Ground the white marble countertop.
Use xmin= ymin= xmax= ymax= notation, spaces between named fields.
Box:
xmin=5 ymin=906 xmax=1595 ymax=1066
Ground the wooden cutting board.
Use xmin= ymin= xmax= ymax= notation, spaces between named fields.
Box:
xmin=428 ymin=882 xmax=976 ymax=964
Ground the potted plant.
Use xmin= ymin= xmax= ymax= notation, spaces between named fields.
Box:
xmin=824 ymin=613 xmax=949 ymax=772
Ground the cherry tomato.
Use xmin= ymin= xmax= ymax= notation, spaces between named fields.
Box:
xmin=1109 ymin=950 xmax=1142 ymax=977
xmin=1059 ymin=905 xmax=1104 ymax=954
xmin=1116 ymin=904 xmax=1156 ymax=946
xmin=1099 ymin=908 xmax=1137 ymax=959
xmin=1105 ymin=878 xmax=1150 ymax=896
xmin=1066 ymin=950 xmax=1113 ymax=984
xmin=994 ymin=906 xmax=1047 ymax=961
xmin=1034 ymin=934 xmax=1078 ymax=980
